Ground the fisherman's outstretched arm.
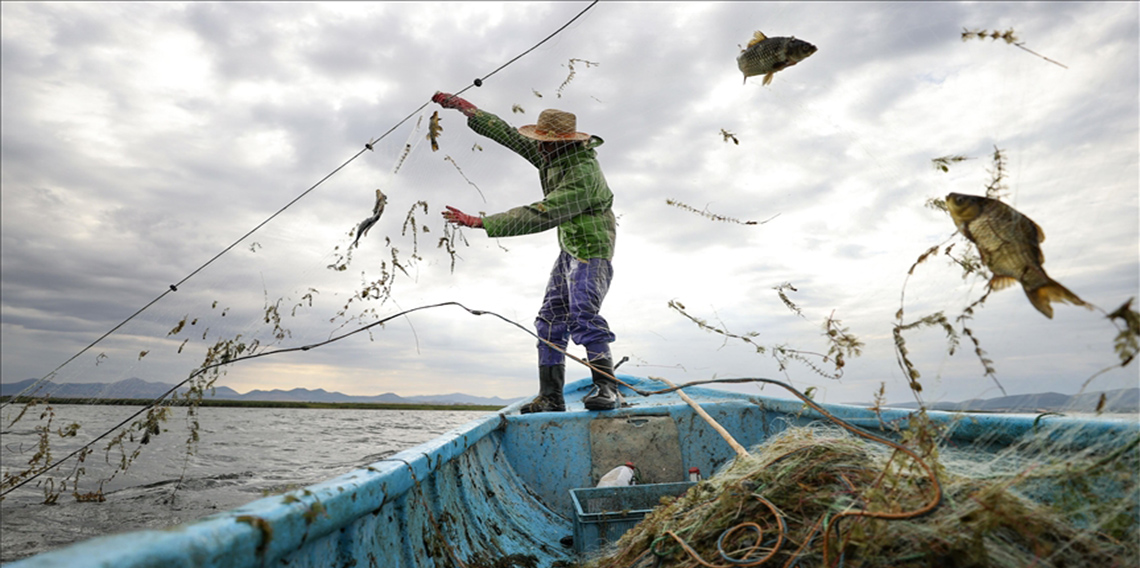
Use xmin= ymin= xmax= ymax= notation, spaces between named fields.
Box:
xmin=466 ymin=111 xmax=544 ymax=169
xmin=483 ymin=163 xmax=607 ymax=237
xmin=432 ymin=92 xmax=542 ymax=168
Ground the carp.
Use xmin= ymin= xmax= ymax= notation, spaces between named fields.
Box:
xmin=737 ymin=30 xmax=817 ymax=85
xmin=945 ymin=192 xmax=1088 ymax=319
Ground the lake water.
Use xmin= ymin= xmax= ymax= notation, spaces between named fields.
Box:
xmin=0 ymin=404 xmax=492 ymax=564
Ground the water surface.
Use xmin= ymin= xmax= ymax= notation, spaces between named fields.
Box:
xmin=0 ymin=404 xmax=490 ymax=563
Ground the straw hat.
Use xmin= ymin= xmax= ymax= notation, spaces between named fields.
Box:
xmin=518 ymin=109 xmax=591 ymax=142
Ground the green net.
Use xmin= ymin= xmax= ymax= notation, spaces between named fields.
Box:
xmin=584 ymin=421 xmax=1139 ymax=568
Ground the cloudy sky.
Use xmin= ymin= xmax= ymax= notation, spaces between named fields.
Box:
xmin=2 ymin=2 xmax=1137 ymax=407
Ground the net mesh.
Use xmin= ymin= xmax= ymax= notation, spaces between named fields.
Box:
xmin=0 ymin=58 xmax=628 ymax=509
xmin=456 ymin=107 xmax=617 ymax=365
xmin=583 ymin=421 xmax=1139 ymax=568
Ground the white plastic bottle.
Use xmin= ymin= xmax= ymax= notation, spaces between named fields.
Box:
xmin=688 ymin=467 xmax=701 ymax=482
xmin=597 ymin=462 xmax=636 ymax=487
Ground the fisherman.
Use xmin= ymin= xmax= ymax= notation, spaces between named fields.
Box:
xmin=431 ymin=92 xmax=620 ymax=413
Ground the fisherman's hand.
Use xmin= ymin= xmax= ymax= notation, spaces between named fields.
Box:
xmin=442 ymin=206 xmax=483 ymax=228
xmin=432 ymin=92 xmax=478 ymax=117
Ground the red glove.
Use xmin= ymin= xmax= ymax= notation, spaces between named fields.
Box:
xmin=442 ymin=206 xmax=483 ymax=228
xmin=432 ymin=92 xmax=478 ymax=117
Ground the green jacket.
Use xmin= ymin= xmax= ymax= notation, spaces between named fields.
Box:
xmin=468 ymin=110 xmax=616 ymax=261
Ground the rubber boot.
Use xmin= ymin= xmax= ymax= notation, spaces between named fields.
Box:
xmin=520 ymin=365 xmax=566 ymax=414
xmin=582 ymin=357 xmax=622 ymax=411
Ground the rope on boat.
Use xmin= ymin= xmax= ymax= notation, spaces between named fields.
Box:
xmin=2 ymin=0 xmax=602 ymax=411
xmin=642 ymin=376 xmax=944 ymax=568
xmin=665 ymin=495 xmax=788 ymax=567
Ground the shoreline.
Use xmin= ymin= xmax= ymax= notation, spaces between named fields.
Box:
xmin=0 ymin=396 xmax=505 ymax=412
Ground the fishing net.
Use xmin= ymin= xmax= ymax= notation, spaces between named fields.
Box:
xmin=0 ymin=103 xmax=619 ymax=498
xmin=0 ymin=3 xmax=627 ymax=529
xmin=581 ymin=420 xmax=1139 ymax=568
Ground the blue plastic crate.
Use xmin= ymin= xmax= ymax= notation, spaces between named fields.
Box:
xmin=569 ymin=481 xmax=695 ymax=555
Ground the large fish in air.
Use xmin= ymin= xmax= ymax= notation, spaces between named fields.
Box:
xmin=945 ymin=193 xmax=1089 ymax=319
xmin=737 ymin=30 xmax=817 ymax=85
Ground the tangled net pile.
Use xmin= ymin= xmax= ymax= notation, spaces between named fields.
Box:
xmin=583 ymin=421 xmax=1139 ymax=568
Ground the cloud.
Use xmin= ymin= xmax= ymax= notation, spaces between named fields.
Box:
xmin=1 ymin=2 xmax=1137 ymax=408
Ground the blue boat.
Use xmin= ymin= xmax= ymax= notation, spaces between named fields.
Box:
xmin=8 ymin=375 xmax=1138 ymax=568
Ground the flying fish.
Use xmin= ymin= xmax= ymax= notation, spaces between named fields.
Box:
xmin=945 ymin=192 xmax=1089 ymax=318
xmin=737 ymin=30 xmax=818 ymax=85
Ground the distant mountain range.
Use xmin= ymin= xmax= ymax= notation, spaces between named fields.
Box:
xmin=887 ymin=388 xmax=1139 ymax=414
xmin=0 ymin=378 xmax=523 ymax=407
xmin=2 ymin=378 xmax=1136 ymax=413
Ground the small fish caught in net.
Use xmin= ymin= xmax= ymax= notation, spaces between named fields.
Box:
xmin=580 ymin=421 xmax=1139 ymax=568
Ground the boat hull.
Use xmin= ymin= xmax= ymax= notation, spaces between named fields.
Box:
xmin=9 ymin=376 xmax=1137 ymax=567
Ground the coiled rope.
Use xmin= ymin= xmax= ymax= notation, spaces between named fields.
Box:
xmin=642 ymin=374 xmax=944 ymax=567
xmin=2 ymin=0 xmax=600 ymax=410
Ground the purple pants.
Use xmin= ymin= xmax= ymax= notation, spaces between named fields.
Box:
xmin=536 ymin=252 xmax=615 ymax=366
